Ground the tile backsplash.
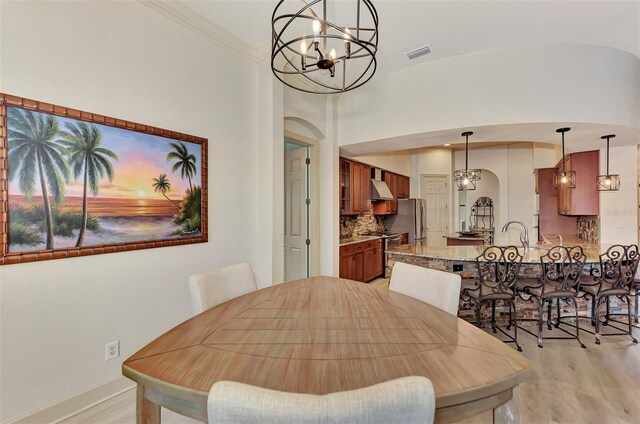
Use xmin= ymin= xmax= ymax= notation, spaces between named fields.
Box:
xmin=576 ymin=216 xmax=599 ymax=245
xmin=340 ymin=215 xmax=386 ymax=237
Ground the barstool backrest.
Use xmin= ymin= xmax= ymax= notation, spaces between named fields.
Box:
xmin=540 ymin=246 xmax=586 ymax=294
xmin=475 ymin=246 xmax=523 ymax=297
xmin=597 ymin=244 xmax=640 ymax=290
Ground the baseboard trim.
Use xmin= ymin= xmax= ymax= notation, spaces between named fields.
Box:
xmin=5 ymin=377 xmax=135 ymax=424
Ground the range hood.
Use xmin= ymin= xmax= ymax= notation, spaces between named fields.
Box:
xmin=371 ymin=168 xmax=394 ymax=201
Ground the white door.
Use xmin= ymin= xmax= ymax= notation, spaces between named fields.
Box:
xmin=284 ymin=145 xmax=308 ymax=281
xmin=421 ymin=175 xmax=449 ymax=246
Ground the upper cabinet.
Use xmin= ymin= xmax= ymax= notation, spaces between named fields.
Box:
xmin=340 ymin=158 xmax=371 ymax=215
xmin=397 ymin=175 xmax=410 ymax=198
xmin=340 ymin=157 xmax=410 ymax=216
xmin=556 ymin=150 xmax=599 ymax=216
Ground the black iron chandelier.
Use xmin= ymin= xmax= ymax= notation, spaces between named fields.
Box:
xmin=454 ymin=131 xmax=481 ymax=191
xmin=597 ymin=134 xmax=620 ymax=191
xmin=552 ymin=127 xmax=576 ymax=190
xmin=271 ymin=0 xmax=379 ymax=94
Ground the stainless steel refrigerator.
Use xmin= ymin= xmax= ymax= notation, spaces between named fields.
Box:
xmin=386 ymin=198 xmax=427 ymax=244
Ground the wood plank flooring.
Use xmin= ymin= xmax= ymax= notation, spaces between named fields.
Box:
xmin=60 ymin=279 xmax=640 ymax=424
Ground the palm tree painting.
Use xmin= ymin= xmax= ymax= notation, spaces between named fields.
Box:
xmin=167 ymin=141 xmax=197 ymax=193
xmin=152 ymin=174 xmax=181 ymax=210
xmin=5 ymin=104 xmax=204 ymax=256
xmin=7 ymin=108 xmax=70 ymax=249
xmin=63 ymin=121 xmax=118 ymax=247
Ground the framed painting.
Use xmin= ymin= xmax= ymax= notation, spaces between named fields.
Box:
xmin=0 ymin=93 xmax=208 ymax=265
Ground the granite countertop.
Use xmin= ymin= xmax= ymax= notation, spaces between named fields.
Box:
xmin=387 ymin=243 xmax=602 ymax=263
xmin=339 ymin=235 xmax=382 ymax=246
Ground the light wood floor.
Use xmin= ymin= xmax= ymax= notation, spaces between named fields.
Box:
xmin=61 ymin=279 xmax=640 ymax=424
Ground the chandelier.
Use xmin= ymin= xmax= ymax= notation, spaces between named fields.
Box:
xmin=271 ymin=0 xmax=379 ymax=94
xmin=454 ymin=131 xmax=481 ymax=191
xmin=552 ymin=127 xmax=576 ymax=189
xmin=596 ymin=134 xmax=620 ymax=191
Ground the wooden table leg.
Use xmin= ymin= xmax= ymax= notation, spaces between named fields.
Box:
xmin=137 ymin=384 xmax=161 ymax=424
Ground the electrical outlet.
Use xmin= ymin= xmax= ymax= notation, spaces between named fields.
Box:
xmin=105 ymin=340 xmax=120 ymax=361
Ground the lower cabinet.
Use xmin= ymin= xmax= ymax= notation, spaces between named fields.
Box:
xmin=339 ymin=239 xmax=383 ymax=283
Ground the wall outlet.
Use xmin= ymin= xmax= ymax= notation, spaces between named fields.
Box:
xmin=105 ymin=340 xmax=120 ymax=361
xmin=453 ymin=264 xmax=463 ymax=272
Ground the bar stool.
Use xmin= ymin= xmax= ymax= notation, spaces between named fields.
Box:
xmin=576 ymin=244 xmax=639 ymax=344
xmin=461 ymin=245 xmax=524 ymax=351
xmin=515 ymin=246 xmax=586 ymax=348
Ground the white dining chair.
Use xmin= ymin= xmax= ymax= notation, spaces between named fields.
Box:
xmin=188 ymin=262 xmax=257 ymax=315
xmin=390 ymin=262 xmax=462 ymax=316
xmin=207 ymin=376 xmax=435 ymax=424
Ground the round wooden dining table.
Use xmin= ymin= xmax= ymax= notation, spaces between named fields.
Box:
xmin=123 ymin=276 xmax=533 ymax=423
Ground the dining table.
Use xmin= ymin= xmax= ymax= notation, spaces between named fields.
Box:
xmin=123 ymin=276 xmax=533 ymax=423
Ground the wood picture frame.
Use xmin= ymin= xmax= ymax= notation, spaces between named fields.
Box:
xmin=0 ymin=93 xmax=208 ymax=265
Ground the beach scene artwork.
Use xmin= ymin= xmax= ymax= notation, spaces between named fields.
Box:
xmin=7 ymin=106 xmax=204 ymax=253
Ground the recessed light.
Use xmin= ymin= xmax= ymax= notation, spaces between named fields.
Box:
xmin=444 ymin=144 xmax=451 ymax=146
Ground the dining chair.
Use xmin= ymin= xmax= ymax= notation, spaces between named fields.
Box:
xmin=207 ymin=376 xmax=436 ymax=424
xmin=389 ymin=262 xmax=462 ymax=316
xmin=188 ymin=262 xmax=257 ymax=315
xmin=461 ymin=245 xmax=524 ymax=351
xmin=577 ymin=244 xmax=639 ymax=344
xmin=515 ymin=246 xmax=587 ymax=348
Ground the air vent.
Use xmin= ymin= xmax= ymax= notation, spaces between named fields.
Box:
xmin=405 ymin=44 xmax=432 ymax=60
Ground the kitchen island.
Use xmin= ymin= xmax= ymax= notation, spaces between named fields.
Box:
xmin=386 ymin=243 xmax=605 ymax=323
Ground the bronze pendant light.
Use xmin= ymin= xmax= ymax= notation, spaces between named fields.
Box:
xmin=271 ymin=0 xmax=379 ymax=94
xmin=454 ymin=131 xmax=481 ymax=191
xmin=552 ymin=127 xmax=576 ymax=189
xmin=596 ymin=134 xmax=621 ymax=191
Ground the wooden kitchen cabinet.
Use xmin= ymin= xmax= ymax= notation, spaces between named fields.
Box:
xmin=556 ymin=150 xmax=599 ymax=216
xmin=340 ymin=158 xmax=370 ymax=215
xmin=400 ymin=233 xmax=409 ymax=245
xmin=397 ymin=175 xmax=410 ymax=198
xmin=339 ymin=239 xmax=383 ymax=283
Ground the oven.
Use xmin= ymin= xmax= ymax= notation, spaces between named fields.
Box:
xmin=382 ymin=233 xmax=401 ymax=278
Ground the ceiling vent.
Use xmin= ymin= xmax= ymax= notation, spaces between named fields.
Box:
xmin=405 ymin=44 xmax=432 ymax=60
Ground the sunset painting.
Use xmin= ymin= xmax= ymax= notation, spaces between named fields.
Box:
xmin=6 ymin=106 xmax=204 ymax=254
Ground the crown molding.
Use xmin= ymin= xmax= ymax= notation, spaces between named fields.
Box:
xmin=139 ymin=0 xmax=270 ymax=63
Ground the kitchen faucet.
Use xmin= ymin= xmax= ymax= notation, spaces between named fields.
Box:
xmin=502 ymin=220 xmax=529 ymax=253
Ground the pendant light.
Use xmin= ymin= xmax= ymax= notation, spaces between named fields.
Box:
xmin=454 ymin=131 xmax=481 ymax=191
xmin=597 ymin=134 xmax=620 ymax=191
xmin=552 ymin=127 xmax=576 ymax=189
xmin=271 ymin=0 xmax=379 ymax=94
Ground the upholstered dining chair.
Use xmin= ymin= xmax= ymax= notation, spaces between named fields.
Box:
xmin=390 ymin=262 xmax=462 ymax=316
xmin=189 ymin=262 xmax=257 ymax=315
xmin=577 ymin=244 xmax=639 ymax=344
xmin=515 ymin=246 xmax=587 ymax=349
xmin=207 ymin=376 xmax=436 ymax=424
xmin=461 ymin=245 xmax=524 ymax=351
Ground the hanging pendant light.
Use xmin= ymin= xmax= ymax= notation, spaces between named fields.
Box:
xmin=454 ymin=131 xmax=481 ymax=191
xmin=597 ymin=134 xmax=621 ymax=191
xmin=552 ymin=127 xmax=576 ymax=189
xmin=271 ymin=0 xmax=379 ymax=94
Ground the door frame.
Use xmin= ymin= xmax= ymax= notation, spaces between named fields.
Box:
xmin=420 ymin=174 xmax=452 ymax=244
xmin=285 ymin=132 xmax=320 ymax=278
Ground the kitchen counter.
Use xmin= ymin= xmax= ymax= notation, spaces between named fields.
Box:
xmin=339 ymin=235 xmax=382 ymax=246
xmin=387 ymin=243 xmax=602 ymax=264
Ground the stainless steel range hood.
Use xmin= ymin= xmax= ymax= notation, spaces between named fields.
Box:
xmin=371 ymin=168 xmax=393 ymax=201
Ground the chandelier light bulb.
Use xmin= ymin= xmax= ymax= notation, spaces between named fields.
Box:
xmin=605 ymin=177 xmax=611 ymax=186
xmin=312 ymin=19 xmax=321 ymax=34
xmin=343 ymin=27 xmax=351 ymax=39
xmin=561 ymin=175 xmax=568 ymax=184
xmin=463 ymin=177 xmax=470 ymax=186
xmin=329 ymin=48 xmax=336 ymax=60
xmin=300 ymin=40 xmax=308 ymax=54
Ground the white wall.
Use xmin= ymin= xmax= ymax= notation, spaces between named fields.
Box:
xmin=453 ymin=145 xmax=536 ymax=245
xmin=351 ymin=151 xmax=412 ymax=176
xmin=337 ymin=45 xmax=639 ymax=147
xmin=599 ymin=145 xmax=638 ymax=246
xmin=0 ymin=1 xmax=259 ymax=421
